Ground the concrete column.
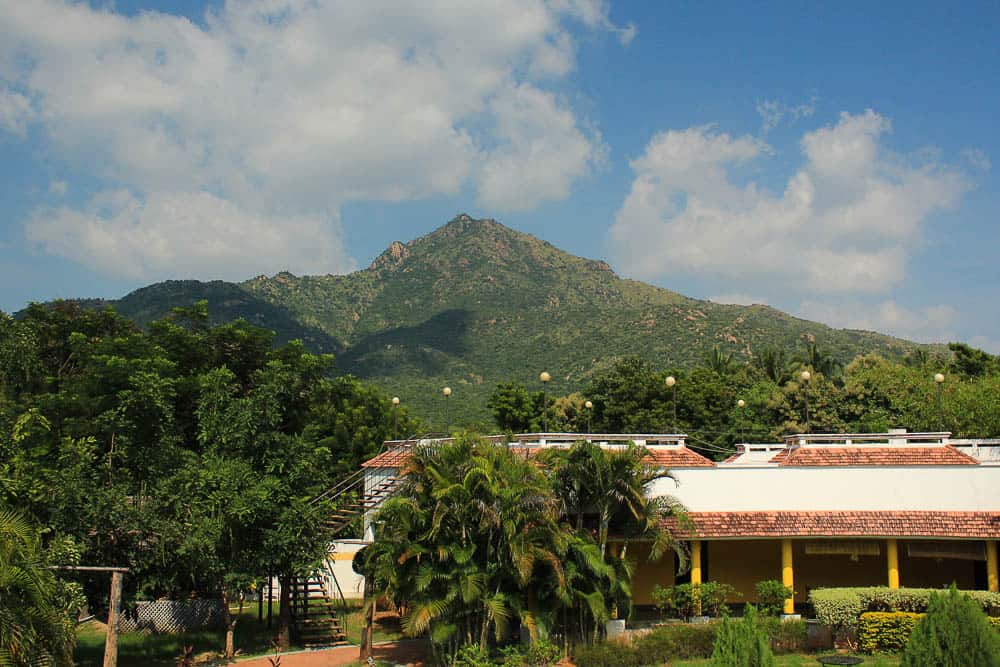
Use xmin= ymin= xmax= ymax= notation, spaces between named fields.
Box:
xmin=781 ymin=539 xmax=794 ymax=615
xmin=691 ymin=540 xmax=702 ymax=616
xmin=887 ymin=539 xmax=900 ymax=589
xmin=988 ymin=540 xmax=999 ymax=593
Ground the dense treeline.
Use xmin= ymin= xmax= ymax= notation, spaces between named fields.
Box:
xmin=0 ymin=301 xmax=417 ymax=659
xmin=489 ymin=343 xmax=1000 ymax=457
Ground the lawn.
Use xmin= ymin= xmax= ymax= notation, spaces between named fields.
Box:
xmin=75 ymin=607 xmax=285 ymax=666
xmin=673 ymin=655 xmax=900 ymax=666
xmin=74 ymin=603 xmax=406 ymax=666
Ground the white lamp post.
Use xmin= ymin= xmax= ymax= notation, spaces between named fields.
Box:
xmin=540 ymin=372 xmax=551 ymax=432
xmin=736 ymin=398 xmax=746 ymax=444
xmin=934 ymin=373 xmax=945 ymax=431
xmin=800 ymin=370 xmax=811 ymax=432
xmin=442 ymin=387 xmax=452 ymax=432
xmin=584 ymin=400 xmax=593 ymax=433
xmin=665 ymin=375 xmax=677 ymax=433
xmin=391 ymin=396 xmax=400 ymax=440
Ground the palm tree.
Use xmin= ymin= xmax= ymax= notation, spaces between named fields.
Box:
xmin=0 ymin=510 xmax=75 ymax=666
xmin=800 ymin=343 xmax=843 ymax=379
xmin=356 ymin=435 xmax=571 ymax=661
xmin=704 ymin=346 xmax=735 ymax=376
xmin=754 ymin=348 xmax=792 ymax=385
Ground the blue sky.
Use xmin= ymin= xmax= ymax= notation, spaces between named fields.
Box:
xmin=1 ymin=0 xmax=998 ymax=350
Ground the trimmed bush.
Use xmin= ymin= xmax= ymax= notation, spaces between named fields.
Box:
xmin=711 ymin=606 xmax=775 ymax=667
xmin=858 ymin=612 xmax=923 ymax=654
xmin=755 ymin=580 xmax=793 ymax=617
xmin=901 ymin=586 xmax=1000 ymax=667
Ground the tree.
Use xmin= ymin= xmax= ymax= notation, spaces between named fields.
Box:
xmin=0 ymin=510 xmax=77 ymax=666
xmin=357 ymin=435 xmax=572 ymax=662
xmin=487 ymin=382 xmax=540 ymax=433
xmin=753 ymin=348 xmax=792 ymax=385
xmin=901 ymin=585 xmax=1000 ymax=667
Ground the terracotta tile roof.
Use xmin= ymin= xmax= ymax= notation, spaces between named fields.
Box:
xmin=770 ymin=446 xmax=979 ymax=466
xmin=362 ymin=449 xmax=414 ymax=468
xmin=721 ymin=453 xmax=741 ymax=463
xmin=645 ymin=447 xmax=716 ymax=468
xmin=664 ymin=511 xmax=1000 ymax=539
xmin=362 ymin=444 xmax=714 ymax=468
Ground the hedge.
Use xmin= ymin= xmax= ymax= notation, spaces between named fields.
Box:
xmin=858 ymin=611 xmax=1000 ymax=654
xmin=571 ymin=619 xmax=808 ymax=667
xmin=810 ymin=587 xmax=1000 ymax=631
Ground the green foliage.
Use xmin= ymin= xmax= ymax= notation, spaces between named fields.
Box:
xmin=901 ymin=586 xmax=1000 ymax=667
xmin=758 ymin=617 xmax=807 ymax=655
xmin=711 ymin=605 xmax=775 ymax=667
xmin=636 ymin=623 xmax=718 ymax=660
xmin=497 ymin=639 xmax=562 ymax=666
xmin=859 ymin=612 xmax=924 ymax=654
xmin=756 ymin=580 xmax=794 ymax=617
xmin=453 ymin=645 xmax=495 ymax=667
xmin=652 ymin=582 xmax=735 ymax=619
xmin=810 ymin=587 xmax=1000 ymax=632
xmin=0 ymin=510 xmax=78 ymax=666
xmin=571 ymin=640 xmax=643 ymax=667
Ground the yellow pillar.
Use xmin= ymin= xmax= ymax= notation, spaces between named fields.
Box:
xmin=988 ymin=540 xmax=999 ymax=593
xmin=691 ymin=541 xmax=702 ymax=616
xmin=887 ymin=539 xmax=900 ymax=589
xmin=781 ymin=539 xmax=795 ymax=615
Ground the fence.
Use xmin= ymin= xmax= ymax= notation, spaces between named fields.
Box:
xmin=118 ymin=599 xmax=226 ymax=633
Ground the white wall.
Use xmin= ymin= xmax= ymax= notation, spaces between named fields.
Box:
xmin=326 ymin=540 xmax=368 ymax=599
xmin=653 ymin=466 xmax=1000 ymax=512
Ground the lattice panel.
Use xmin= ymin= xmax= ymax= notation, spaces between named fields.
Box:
xmin=118 ymin=599 xmax=226 ymax=633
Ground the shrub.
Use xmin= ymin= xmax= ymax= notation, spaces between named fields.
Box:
xmin=711 ymin=606 xmax=775 ymax=667
xmin=651 ymin=582 xmax=736 ymax=619
xmin=499 ymin=640 xmax=562 ymax=667
xmin=635 ymin=623 xmax=718 ymax=661
xmin=858 ymin=612 xmax=923 ymax=654
xmin=759 ymin=617 xmax=807 ymax=654
xmin=453 ymin=645 xmax=494 ymax=667
xmin=901 ymin=586 xmax=1000 ymax=667
xmin=572 ymin=641 xmax=642 ymax=667
xmin=755 ymin=580 xmax=793 ymax=617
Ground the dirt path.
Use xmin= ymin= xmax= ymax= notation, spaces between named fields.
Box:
xmin=235 ymin=640 xmax=427 ymax=666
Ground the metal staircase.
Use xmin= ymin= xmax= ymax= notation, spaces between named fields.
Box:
xmin=288 ymin=573 xmax=349 ymax=648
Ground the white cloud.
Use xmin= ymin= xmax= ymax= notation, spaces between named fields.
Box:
xmin=969 ymin=336 xmax=1000 ymax=355
xmin=48 ymin=180 xmax=67 ymax=196
xmin=0 ymin=0 xmax=619 ymax=278
xmin=0 ymin=85 xmax=32 ymax=135
xmin=611 ymin=110 xmax=971 ymax=295
xmin=26 ymin=190 xmax=353 ymax=281
xmin=709 ymin=293 xmax=769 ymax=306
xmin=797 ymin=299 xmax=958 ymax=344
xmin=756 ymin=95 xmax=817 ymax=133
xmin=961 ymin=148 xmax=991 ymax=172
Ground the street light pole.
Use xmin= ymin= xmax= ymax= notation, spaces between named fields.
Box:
xmin=934 ymin=373 xmax=945 ymax=431
xmin=391 ymin=396 xmax=400 ymax=440
xmin=442 ymin=387 xmax=452 ymax=432
xmin=539 ymin=372 xmax=551 ymax=432
xmin=737 ymin=398 xmax=746 ymax=444
xmin=584 ymin=400 xmax=593 ymax=433
xmin=800 ymin=370 xmax=811 ymax=432
xmin=665 ymin=376 xmax=677 ymax=433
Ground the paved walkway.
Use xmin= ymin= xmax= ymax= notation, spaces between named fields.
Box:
xmin=236 ymin=640 xmax=427 ymax=666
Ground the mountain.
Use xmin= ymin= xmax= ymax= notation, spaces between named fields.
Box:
xmin=77 ymin=215 xmax=927 ymax=426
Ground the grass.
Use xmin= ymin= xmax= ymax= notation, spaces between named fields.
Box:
xmin=74 ymin=607 xmax=281 ymax=666
xmin=673 ymin=655 xmax=901 ymax=666
xmin=73 ymin=602 xmax=406 ymax=666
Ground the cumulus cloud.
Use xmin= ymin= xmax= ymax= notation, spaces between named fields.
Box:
xmin=611 ymin=110 xmax=971 ymax=296
xmin=797 ymin=299 xmax=959 ymax=345
xmin=26 ymin=190 xmax=354 ymax=281
xmin=0 ymin=0 xmax=618 ymax=279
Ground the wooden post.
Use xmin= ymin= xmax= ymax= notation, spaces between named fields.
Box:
xmin=360 ymin=575 xmax=375 ymax=662
xmin=103 ymin=570 xmax=123 ymax=667
xmin=267 ymin=574 xmax=273 ymax=629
